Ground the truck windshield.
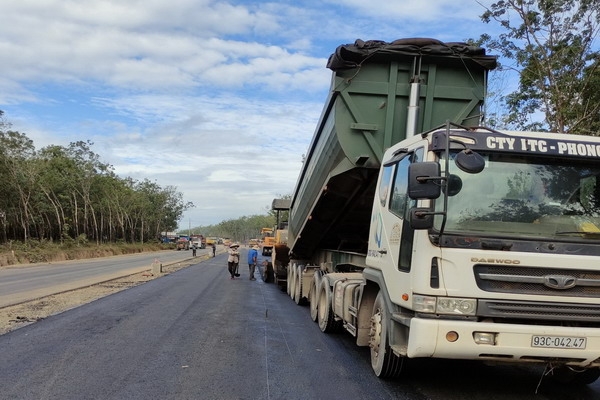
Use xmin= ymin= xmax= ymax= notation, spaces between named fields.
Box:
xmin=436 ymin=152 xmax=600 ymax=241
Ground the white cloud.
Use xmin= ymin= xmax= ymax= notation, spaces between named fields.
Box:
xmin=0 ymin=0 xmax=504 ymax=228
xmin=327 ymin=0 xmax=488 ymax=21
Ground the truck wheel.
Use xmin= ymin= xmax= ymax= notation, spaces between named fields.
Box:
xmin=288 ymin=263 xmax=297 ymax=299
xmin=293 ymin=264 xmax=306 ymax=305
xmin=275 ymin=274 xmax=286 ymax=291
xmin=551 ymin=366 xmax=600 ymax=385
xmin=317 ymin=278 xmax=341 ymax=333
xmin=286 ymin=264 xmax=294 ymax=297
xmin=370 ymin=292 xmax=403 ymax=378
xmin=262 ymin=262 xmax=274 ymax=283
xmin=309 ymin=271 xmax=322 ymax=322
xmin=574 ymin=368 xmax=600 ymax=385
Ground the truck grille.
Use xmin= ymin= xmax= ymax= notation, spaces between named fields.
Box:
xmin=474 ymin=265 xmax=600 ymax=323
xmin=478 ymin=299 xmax=600 ymax=323
xmin=474 ymin=265 xmax=600 ymax=298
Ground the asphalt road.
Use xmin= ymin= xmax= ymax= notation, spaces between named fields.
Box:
xmin=0 ymin=248 xmax=209 ymax=307
xmin=0 ymin=250 xmax=598 ymax=400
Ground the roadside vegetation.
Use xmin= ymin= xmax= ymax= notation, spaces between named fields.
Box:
xmin=0 ymin=238 xmax=174 ymax=267
xmin=0 ymin=111 xmax=191 ymax=246
xmin=0 ymin=112 xmax=287 ymax=266
xmin=185 ymin=213 xmax=278 ymax=246
xmin=0 ymin=111 xmax=193 ymax=266
xmin=0 ymin=114 xmax=286 ymax=266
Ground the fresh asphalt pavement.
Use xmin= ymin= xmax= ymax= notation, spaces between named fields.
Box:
xmin=0 ymin=249 xmax=383 ymax=400
xmin=0 ymin=249 xmax=598 ymax=400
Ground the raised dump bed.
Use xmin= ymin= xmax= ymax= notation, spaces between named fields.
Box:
xmin=289 ymin=38 xmax=497 ymax=260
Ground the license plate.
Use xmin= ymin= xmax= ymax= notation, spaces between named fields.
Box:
xmin=531 ymin=335 xmax=586 ymax=349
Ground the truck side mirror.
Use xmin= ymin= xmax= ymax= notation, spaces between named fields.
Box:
xmin=408 ymin=162 xmax=442 ymax=199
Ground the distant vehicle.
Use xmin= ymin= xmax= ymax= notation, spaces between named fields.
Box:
xmin=190 ymin=234 xmax=206 ymax=249
xmin=260 ymin=228 xmax=275 ymax=256
xmin=205 ymin=237 xmax=218 ymax=246
xmin=159 ymin=231 xmax=178 ymax=243
xmin=176 ymin=238 xmax=190 ymax=251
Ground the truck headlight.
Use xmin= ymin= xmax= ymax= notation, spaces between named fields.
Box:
xmin=413 ymin=295 xmax=477 ymax=316
xmin=437 ymin=297 xmax=477 ymax=315
xmin=413 ymin=295 xmax=437 ymax=313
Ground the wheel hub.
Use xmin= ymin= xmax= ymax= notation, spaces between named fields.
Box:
xmin=369 ymin=308 xmax=382 ymax=355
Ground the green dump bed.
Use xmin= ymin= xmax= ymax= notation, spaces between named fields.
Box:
xmin=289 ymin=38 xmax=497 ymax=260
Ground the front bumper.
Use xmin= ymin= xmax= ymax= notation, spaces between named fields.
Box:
xmin=407 ymin=318 xmax=600 ymax=367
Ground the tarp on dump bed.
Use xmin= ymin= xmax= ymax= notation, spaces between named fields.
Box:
xmin=327 ymin=38 xmax=497 ymax=71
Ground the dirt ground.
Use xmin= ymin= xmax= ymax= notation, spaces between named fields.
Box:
xmin=0 ymin=258 xmax=198 ymax=336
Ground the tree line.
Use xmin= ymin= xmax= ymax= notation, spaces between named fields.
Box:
xmin=185 ymin=198 xmax=290 ymax=244
xmin=0 ymin=111 xmax=191 ymax=245
xmin=187 ymin=214 xmax=276 ymax=245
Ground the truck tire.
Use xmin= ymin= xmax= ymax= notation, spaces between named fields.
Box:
xmin=287 ymin=263 xmax=296 ymax=298
xmin=551 ymin=366 xmax=600 ymax=385
xmin=262 ymin=262 xmax=274 ymax=283
xmin=370 ymin=292 xmax=403 ymax=378
xmin=293 ymin=264 xmax=306 ymax=305
xmin=317 ymin=278 xmax=342 ymax=333
xmin=275 ymin=273 xmax=286 ymax=291
xmin=573 ymin=368 xmax=600 ymax=385
xmin=309 ymin=270 xmax=322 ymax=322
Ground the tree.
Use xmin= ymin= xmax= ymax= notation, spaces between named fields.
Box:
xmin=0 ymin=129 xmax=38 ymax=240
xmin=64 ymin=141 xmax=107 ymax=242
xmin=37 ymin=145 xmax=74 ymax=242
xmin=479 ymin=0 xmax=600 ymax=134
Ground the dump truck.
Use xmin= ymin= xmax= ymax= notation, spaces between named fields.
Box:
xmin=190 ymin=234 xmax=206 ymax=249
xmin=283 ymin=38 xmax=600 ymax=384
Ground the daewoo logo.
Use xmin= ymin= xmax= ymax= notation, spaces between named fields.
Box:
xmin=543 ymin=275 xmax=577 ymax=290
xmin=471 ymin=258 xmax=521 ymax=265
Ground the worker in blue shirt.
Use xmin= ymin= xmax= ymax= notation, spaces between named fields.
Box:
xmin=247 ymin=245 xmax=258 ymax=280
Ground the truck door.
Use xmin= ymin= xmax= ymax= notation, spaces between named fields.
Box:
xmin=369 ymin=147 xmax=424 ymax=271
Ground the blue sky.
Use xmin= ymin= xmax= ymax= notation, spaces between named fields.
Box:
xmin=0 ymin=0 xmax=501 ymax=228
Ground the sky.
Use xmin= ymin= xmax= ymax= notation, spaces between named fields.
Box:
xmin=0 ymin=0 xmax=501 ymax=229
